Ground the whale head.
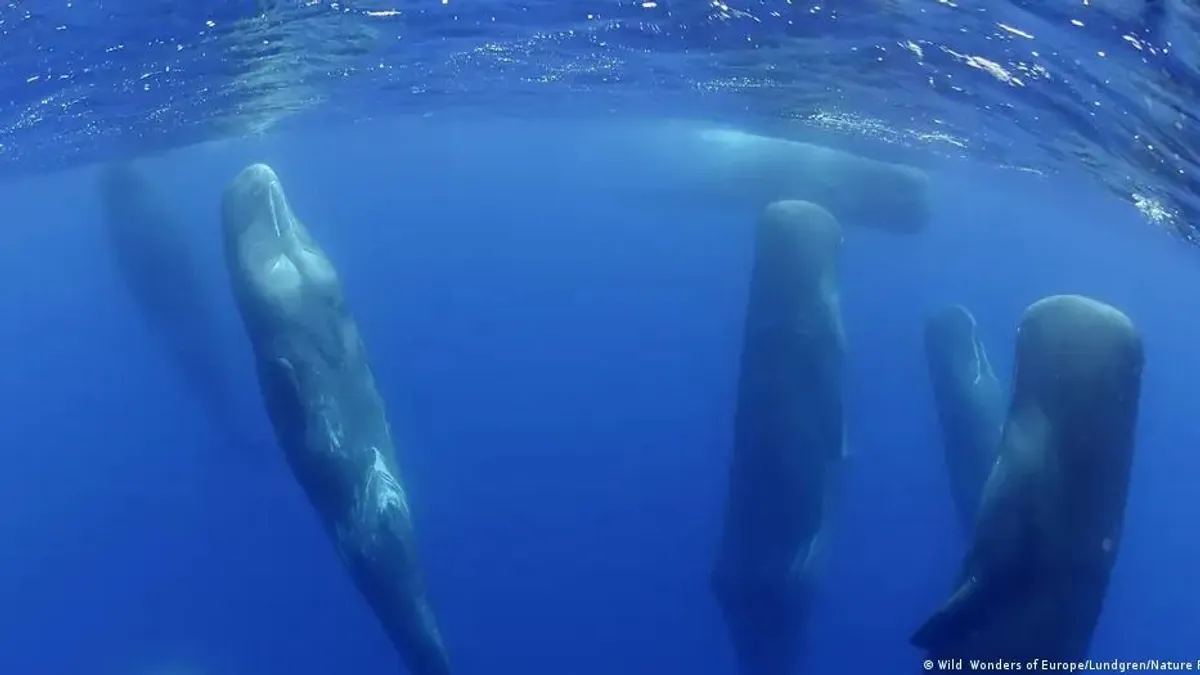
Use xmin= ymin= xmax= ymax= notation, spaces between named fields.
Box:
xmin=925 ymin=305 xmax=990 ymax=384
xmin=1012 ymin=294 xmax=1143 ymax=483
xmin=221 ymin=163 xmax=340 ymax=318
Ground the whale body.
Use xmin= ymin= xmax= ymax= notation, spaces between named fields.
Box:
xmin=614 ymin=122 xmax=931 ymax=235
xmin=923 ymin=305 xmax=1006 ymax=533
xmin=97 ymin=161 xmax=250 ymax=460
xmin=912 ymin=295 xmax=1143 ymax=662
xmin=712 ymin=200 xmax=847 ymax=675
xmin=220 ymin=163 xmax=452 ymax=675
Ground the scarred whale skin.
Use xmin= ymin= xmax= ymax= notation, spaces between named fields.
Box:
xmin=923 ymin=304 xmax=1005 ymax=534
xmin=712 ymin=200 xmax=847 ymax=675
xmin=220 ymin=163 xmax=451 ymax=675
xmin=912 ymin=294 xmax=1143 ymax=662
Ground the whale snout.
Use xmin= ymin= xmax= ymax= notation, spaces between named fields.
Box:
xmin=1013 ymin=294 xmax=1143 ymax=452
xmin=925 ymin=305 xmax=984 ymax=375
xmin=221 ymin=163 xmax=336 ymax=305
xmin=222 ymin=163 xmax=295 ymax=244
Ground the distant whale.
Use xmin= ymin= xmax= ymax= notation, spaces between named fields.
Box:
xmin=220 ymin=163 xmax=452 ymax=675
xmin=712 ymin=200 xmax=847 ymax=675
xmin=97 ymin=161 xmax=249 ymax=459
xmin=618 ymin=121 xmax=931 ymax=235
xmin=923 ymin=305 xmax=1005 ymax=534
xmin=912 ymin=294 xmax=1143 ymax=661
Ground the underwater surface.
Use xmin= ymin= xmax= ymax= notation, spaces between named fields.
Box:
xmin=1 ymin=1 xmax=1199 ymax=674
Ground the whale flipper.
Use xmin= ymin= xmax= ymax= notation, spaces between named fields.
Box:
xmin=912 ymin=459 xmax=1037 ymax=652
xmin=913 ymin=575 xmax=988 ymax=650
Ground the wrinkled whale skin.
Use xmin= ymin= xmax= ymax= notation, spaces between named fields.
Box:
xmin=220 ymin=163 xmax=451 ymax=675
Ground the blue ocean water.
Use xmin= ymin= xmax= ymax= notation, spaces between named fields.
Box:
xmin=0 ymin=2 xmax=1198 ymax=675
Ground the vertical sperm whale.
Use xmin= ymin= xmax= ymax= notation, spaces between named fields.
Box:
xmin=923 ymin=305 xmax=1005 ymax=534
xmin=912 ymin=295 xmax=1143 ymax=661
xmin=712 ymin=200 xmax=847 ymax=675
xmin=97 ymin=161 xmax=247 ymax=457
xmin=220 ymin=163 xmax=451 ymax=675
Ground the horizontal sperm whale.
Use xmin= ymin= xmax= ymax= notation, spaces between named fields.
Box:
xmin=616 ymin=121 xmax=931 ymax=235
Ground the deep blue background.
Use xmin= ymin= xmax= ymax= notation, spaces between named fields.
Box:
xmin=0 ymin=119 xmax=1195 ymax=675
